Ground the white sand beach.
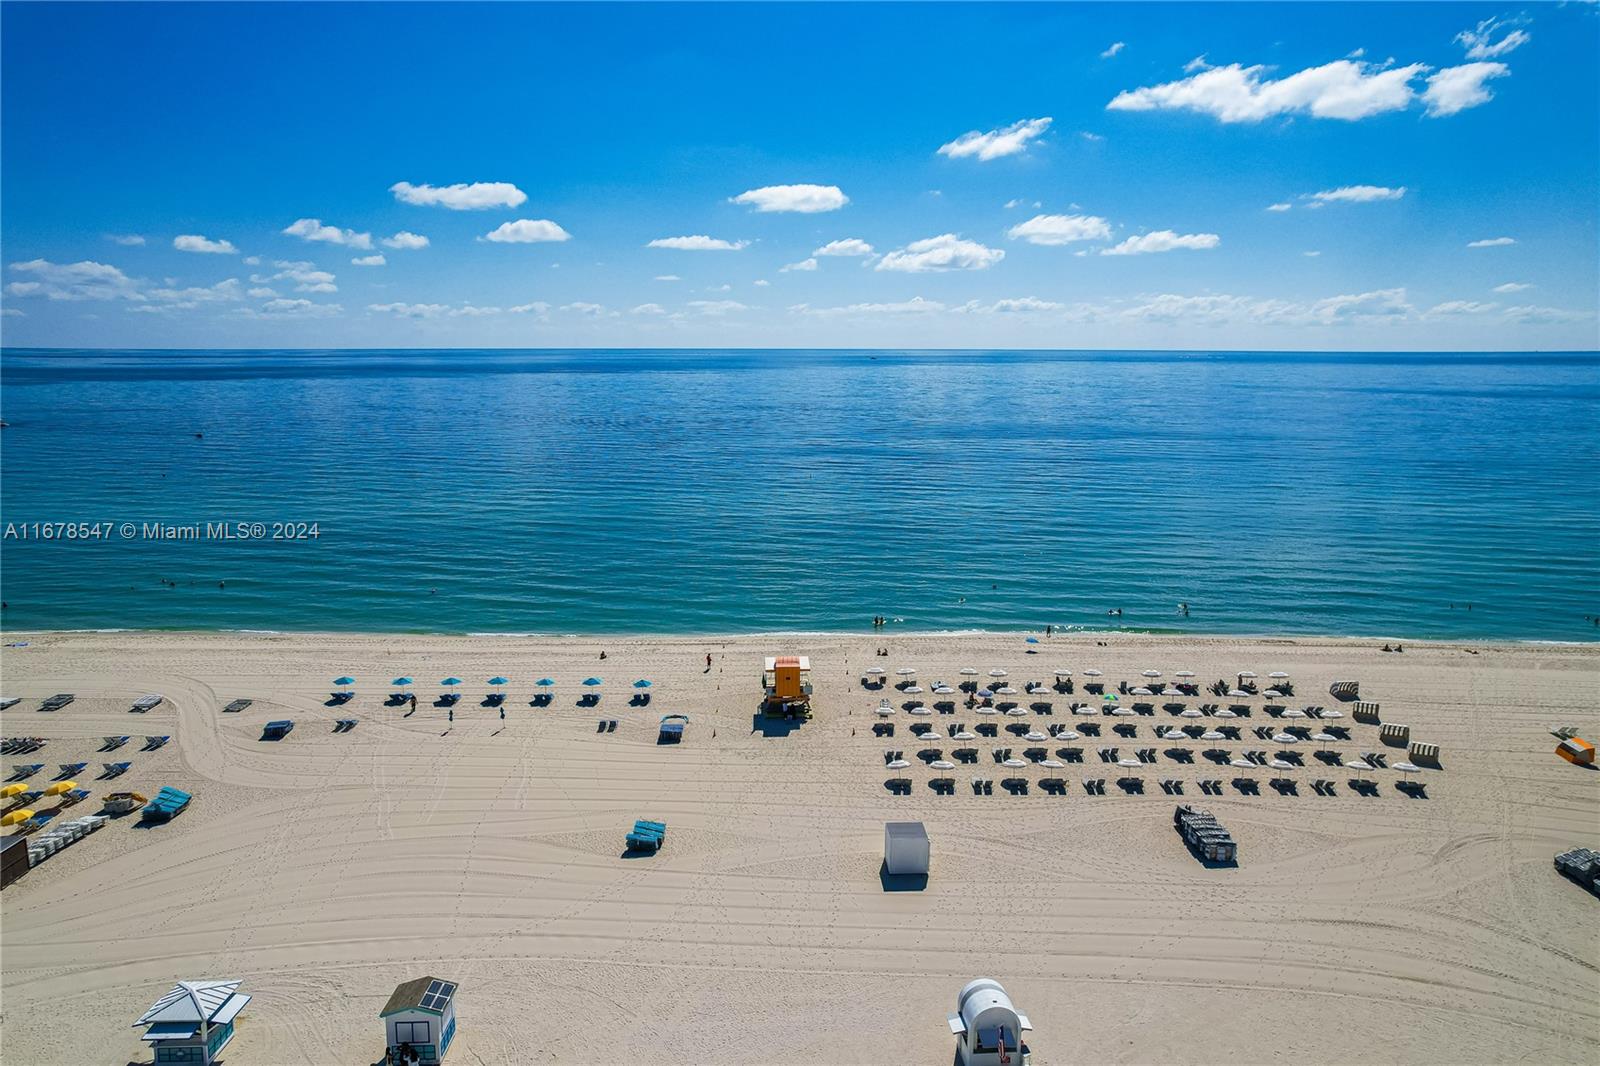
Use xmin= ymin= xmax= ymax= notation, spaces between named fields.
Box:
xmin=1 ymin=630 xmax=1596 ymax=1065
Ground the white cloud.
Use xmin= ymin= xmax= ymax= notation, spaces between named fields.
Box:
xmin=707 ymin=283 xmax=732 ymax=292
xmin=482 ymin=219 xmax=571 ymax=243
xmin=351 ymin=254 xmax=386 ymax=266
xmin=1456 ymin=15 xmax=1531 ymax=60
xmin=1303 ymin=250 xmax=1321 ymax=257
xmin=781 ymin=258 xmax=819 ymax=272
xmin=1007 ymin=213 xmax=1112 ymax=245
xmin=976 ymin=296 xmax=1067 ymax=314
xmin=1501 ymin=304 xmax=1592 ymax=325
xmin=173 ymin=234 xmax=238 ymax=255
xmin=1266 ymin=202 xmax=1293 ymax=212
xmin=792 ymin=296 xmax=949 ymax=316
xmin=247 ymin=287 xmax=278 ymax=299
xmin=369 ymin=302 xmax=448 ymax=318
xmin=251 ymin=298 xmax=340 ymax=318
xmin=282 ymin=218 xmax=372 ymax=250
xmin=813 ymin=238 xmax=875 ymax=257
xmin=1423 ymin=62 xmax=1510 ymax=117
xmin=1492 ymin=282 xmax=1532 ymax=293
xmin=242 ymin=256 xmax=261 ymax=266
xmin=875 ymin=234 xmax=1005 ymax=273
xmin=509 ymin=301 xmax=550 ymax=317
xmin=1184 ymin=55 xmax=1211 ymax=73
xmin=562 ymin=302 xmax=607 ymax=316
xmin=106 ymin=234 xmax=145 ymax=246
xmin=1306 ymin=287 xmax=1413 ymax=324
xmin=0 ymin=308 xmax=22 ymax=317
xmin=382 ymin=231 xmax=430 ymax=250
xmin=731 ymin=184 xmax=848 ymax=213
xmin=647 ymin=235 xmax=749 ymax=251
xmin=630 ymin=303 xmax=667 ymax=315
xmin=1101 ymin=230 xmax=1220 ymax=255
xmin=1306 ymin=185 xmax=1406 ymax=206
xmin=5 ymin=258 xmax=145 ymax=301
xmin=687 ymin=300 xmax=747 ymax=315
xmin=144 ymin=278 xmax=243 ymax=309
xmin=937 ymin=117 xmax=1052 ymax=161
xmin=1468 ymin=236 xmax=1516 ymax=248
xmin=1101 ymin=42 xmax=1125 ymax=59
xmin=753 ymin=279 xmax=770 ymax=287
xmin=267 ymin=261 xmax=337 ymax=293
xmin=1108 ymin=60 xmax=1428 ymax=122
xmin=390 ymin=181 xmax=527 ymax=210
xmin=1426 ymin=299 xmax=1499 ymax=317
xmin=653 ymin=275 xmax=681 ymax=282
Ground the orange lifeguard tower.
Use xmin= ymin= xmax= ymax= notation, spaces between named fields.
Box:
xmin=1556 ymin=736 xmax=1595 ymax=766
xmin=762 ymin=655 xmax=813 ymax=718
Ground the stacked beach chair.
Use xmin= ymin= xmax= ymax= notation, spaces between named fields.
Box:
xmin=625 ymin=819 xmax=667 ymax=853
xmin=142 ymin=786 xmax=191 ymax=823
xmin=26 ymin=813 xmax=109 ymax=866
xmin=1174 ymin=804 xmax=1238 ymax=863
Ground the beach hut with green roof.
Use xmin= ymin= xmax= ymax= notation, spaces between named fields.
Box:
xmin=381 ymin=976 xmax=458 ymax=1064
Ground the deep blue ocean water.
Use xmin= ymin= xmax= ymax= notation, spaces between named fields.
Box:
xmin=1 ymin=348 xmax=1596 ymax=641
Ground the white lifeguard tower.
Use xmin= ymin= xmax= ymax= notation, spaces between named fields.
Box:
xmin=133 ymin=979 xmax=250 ymax=1065
xmin=947 ymin=978 xmax=1032 ymax=1065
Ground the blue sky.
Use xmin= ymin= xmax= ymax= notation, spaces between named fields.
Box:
xmin=2 ymin=1 xmax=1596 ymax=350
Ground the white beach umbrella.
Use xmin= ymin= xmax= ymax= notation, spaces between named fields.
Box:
xmin=1025 ymin=730 xmax=1048 ymax=742
xmin=1162 ymin=729 xmax=1187 ymax=741
xmin=1213 ymin=708 xmax=1237 ymax=719
xmin=1321 ymin=709 xmax=1344 ymax=719
xmin=1084 ymin=669 xmax=1103 ymax=677
xmin=1142 ymin=670 xmax=1161 ymax=678
xmin=909 ymin=706 xmax=932 ymax=716
xmin=989 ymin=669 xmax=1009 ymax=678
xmin=1129 ymin=687 xmax=1150 ymax=696
xmin=1117 ymin=758 xmax=1141 ymax=768
xmin=896 ymin=667 xmax=917 ymax=676
xmin=1269 ymin=758 xmax=1295 ymax=770
xmin=1073 ymin=705 xmax=1098 ymax=716
xmin=1312 ymin=732 xmax=1337 ymax=745
xmin=1054 ymin=730 xmax=1080 ymax=741
xmin=1228 ymin=689 xmax=1251 ymax=698
xmin=1230 ymin=758 xmax=1255 ymax=769
xmin=1006 ymin=707 xmax=1029 ymax=717
xmin=1040 ymin=759 xmax=1065 ymax=769
xmin=875 ymin=705 xmax=894 ymax=716
xmin=1281 ymin=708 xmax=1307 ymax=719
xmin=931 ymin=760 xmax=956 ymax=771
xmin=1112 ymin=706 xmax=1136 ymax=717
xmin=975 ymin=706 xmax=998 ymax=715
xmin=1269 ymin=671 xmax=1290 ymax=679
xmin=996 ymin=686 xmax=1017 ymax=695
xmin=865 ymin=667 xmax=887 ymax=676
xmin=952 ymin=730 xmax=976 ymax=740
xmin=1003 ymin=758 xmax=1027 ymax=768
xmin=1393 ymin=761 xmax=1421 ymax=780
xmin=1272 ymin=732 xmax=1299 ymax=744
xmin=933 ymin=686 xmax=955 ymax=695
xmin=1054 ymin=668 xmax=1072 ymax=677
xmin=886 ymin=759 xmax=911 ymax=770
xmin=904 ymin=685 xmax=924 ymax=695
xmin=1180 ymin=708 xmax=1204 ymax=719
xmin=919 ymin=730 xmax=944 ymax=741
xmin=1202 ymin=730 xmax=1226 ymax=741
xmin=1345 ymin=759 xmax=1372 ymax=779
xmin=1175 ymin=670 xmax=1196 ymax=678
xmin=1238 ymin=671 xmax=1258 ymax=679
xmin=959 ymin=668 xmax=979 ymax=677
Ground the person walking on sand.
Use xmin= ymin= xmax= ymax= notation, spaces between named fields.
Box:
xmin=499 ymin=705 xmax=505 ymax=721
xmin=448 ymin=707 xmax=453 ymax=723
xmin=706 ymin=653 xmax=712 ymax=672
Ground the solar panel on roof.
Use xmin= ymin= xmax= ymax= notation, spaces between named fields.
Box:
xmin=419 ymin=981 xmax=455 ymax=1010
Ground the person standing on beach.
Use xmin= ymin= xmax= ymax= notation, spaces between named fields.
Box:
xmin=706 ymin=653 xmax=712 ymax=671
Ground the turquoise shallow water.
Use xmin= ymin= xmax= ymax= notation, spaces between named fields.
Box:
xmin=0 ymin=348 xmax=1596 ymax=641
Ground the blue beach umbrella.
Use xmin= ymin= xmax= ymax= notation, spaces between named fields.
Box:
xmin=333 ymin=676 xmax=355 ymax=686
xmin=633 ymin=679 xmax=652 ymax=689
xmin=582 ymin=677 xmax=602 ymax=687
xmin=488 ymin=677 xmax=509 ymax=686
xmin=1025 ymin=637 xmax=1040 ymax=645
xmin=535 ymin=678 xmax=555 ymax=687
xmin=441 ymin=677 xmax=461 ymax=686
xmin=391 ymin=677 xmax=414 ymax=686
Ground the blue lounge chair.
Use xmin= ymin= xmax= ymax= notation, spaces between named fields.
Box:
xmin=261 ymin=720 xmax=294 ymax=741
xmin=625 ymin=818 xmax=667 ymax=853
xmin=142 ymin=735 xmax=170 ymax=751
xmin=101 ymin=761 xmax=132 ymax=778
xmin=142 ymin=786 xmax=191 ymax=822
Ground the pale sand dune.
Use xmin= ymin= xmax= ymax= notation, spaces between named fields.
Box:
xmin=0 ymin=630 xmax=1596 ymax=1065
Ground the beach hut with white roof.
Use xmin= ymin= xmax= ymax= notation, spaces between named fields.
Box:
xmin=381 ymin=976 xmax=458 ymax=1063
xmin=133 ymin=979 xmax=250 ymax=1064
xmin=947 ymin=977 xmax=1032 ymax=1065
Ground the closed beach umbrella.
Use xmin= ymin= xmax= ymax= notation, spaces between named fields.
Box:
xmin=931 ymin=760 xmax=956 ymax=770
xmin=488 ymin=677 xmax=509 ymax=686
xmin=582 ymin=677 xmax=602 ymax=687
xmin=441 ymin=677 xmax=461 ymax=686
xmin=391 ymin=677 xmax=413 ymax=686
xmin=333 ymin=676 xmax=355 ymax=687
xmin=1269 ymin=671 xmax=1290 ymax=679
xmin=633 ymin=679 xmax=652 ymax=689
xmin=1269 ymin=758 xmax=1295 ymax=770
xmin=1175 ymin=670 xmax=1196 ymax=678
xmin=1213 ymin=708 xmax=1237 ymax=719
xmin=1180 ymin=708 xmax=1204 ymax=719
